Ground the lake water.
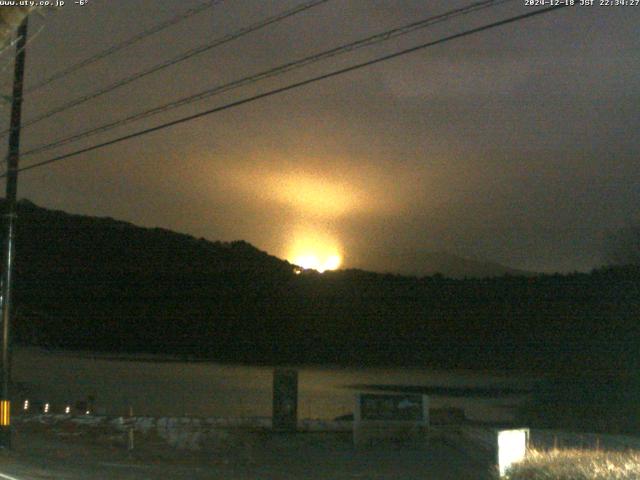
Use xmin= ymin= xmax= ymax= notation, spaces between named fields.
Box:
xmin=12 ymin=347 xmax=532 ymax=422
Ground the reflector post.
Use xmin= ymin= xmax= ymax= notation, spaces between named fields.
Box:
xmin=0 ymin=400 xmax=10 ymax=426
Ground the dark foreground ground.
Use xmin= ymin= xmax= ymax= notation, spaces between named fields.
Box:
xmin=0 ymin=422 xmax=496 ymax=480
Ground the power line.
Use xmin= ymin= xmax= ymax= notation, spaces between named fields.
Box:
xmin=1 ymin=0 xmax=330 ymax=139
xmin=22 ymin=0 xmax=512 ymax=158
xmin=5 ymin=4 xmax=568 ymax=178
xmin=24 ymin=0 xmax=223 ymax=95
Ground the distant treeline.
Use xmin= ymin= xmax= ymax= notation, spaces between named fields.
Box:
xmin=7 ymin=199 xmax=640 ymax=376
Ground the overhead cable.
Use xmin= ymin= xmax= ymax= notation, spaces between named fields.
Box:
xmin=24 ymin=0 xmax=224 ymax=95
xmin=7 ymin=4 xmax=568 ymax=177
xmin=2 ymin=0 xmax=329 ymax=138
xmin=23 ymin=0 xmax=512 ymax=158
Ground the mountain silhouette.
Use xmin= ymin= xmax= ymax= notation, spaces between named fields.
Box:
xmin=0 ymin=198 xmax=636 ymax=375
xmin=368 ymin=250 xmax=534 ymax=279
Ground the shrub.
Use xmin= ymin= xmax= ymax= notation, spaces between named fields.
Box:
xmin=505 ymin=449 xmax=640 ymax=479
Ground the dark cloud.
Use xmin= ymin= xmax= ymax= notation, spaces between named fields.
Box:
xmin=1 ymin=0 xmax=638 ymax=273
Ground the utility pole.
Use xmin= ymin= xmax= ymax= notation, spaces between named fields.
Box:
xmin=0 ymin=17 xmax=28 ymax=449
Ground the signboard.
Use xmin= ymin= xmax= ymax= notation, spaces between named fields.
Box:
xmin=354 ymin=393 xmax=429 ymax=446
xmin=359 ymin=394 xmax=426 ymax=421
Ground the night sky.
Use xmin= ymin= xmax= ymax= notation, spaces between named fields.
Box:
xmin=1 ymin=0 xmax=638 ymax=274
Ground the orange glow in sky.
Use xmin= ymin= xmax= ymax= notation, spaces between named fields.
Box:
xmin=221 ymin=161 xmax=409 ymax=271
xmin=224 ymin=163 xmax=401 ymax=219
xmin=287 ymin=230 xmax=342 ymax=273
xmin=293 ymin=253 xmax=342 ymax=273
xmin=269 ymin=173 xmax=363 ymax=218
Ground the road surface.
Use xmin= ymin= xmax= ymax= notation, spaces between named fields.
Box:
xmin=0 ymin=425 xmax=497 ymax=479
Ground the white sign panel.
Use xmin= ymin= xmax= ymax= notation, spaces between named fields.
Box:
xmin=498 ymin=428 xmax=529 ymax=477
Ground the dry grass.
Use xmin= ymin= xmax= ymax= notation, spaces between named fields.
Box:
xmin=505 ymin=448 xmax=640 ymax=479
